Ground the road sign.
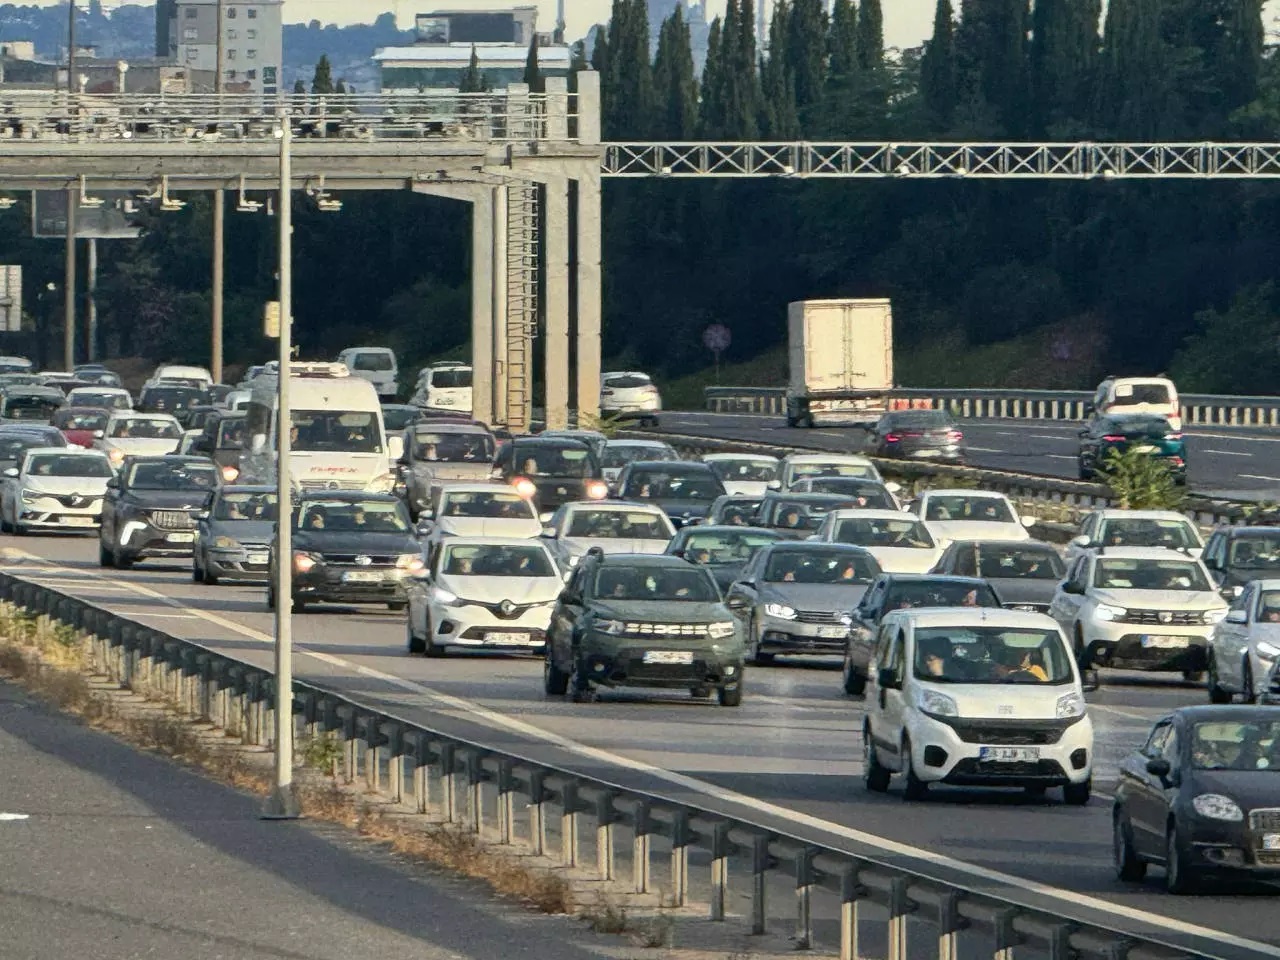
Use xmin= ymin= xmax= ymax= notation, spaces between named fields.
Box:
xmin=264 ymin=301 xmax=281 ymax=339
xmin=702 ymin=324 xmax=731 ymax=353
xmin=0 ymin=266 xmax=20 ymax=332
xmin=32 ymin=190 xmax=143 ymax=239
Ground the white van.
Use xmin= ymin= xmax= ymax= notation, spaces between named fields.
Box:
xmin=152 ymin=364 xmax=214 ymax=388
xmin=863 ymin=607 xmax=1094 ymax=804
xmin=337 ymin=347 xmax=399 ymax=401
xmin=239 ymin=361 xmax=401 ymax=493
xmin=1090 ymin=377 xmax=1181 ymax=432
xmin=412 ymin=362 xmax=473 ymax=414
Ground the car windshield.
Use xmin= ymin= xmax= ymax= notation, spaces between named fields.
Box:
xmin=4 ymin=396 xmax=61 ymax=419
xmin=1114 ymin=382 xmax=1170 ymax=405
xmin=72 ymin=392 xmax=128 ymax=409
xmin=1229 ymin=534 xmax=1280 ymax=569
xmin=216 ymin=418 xmax=247 ymax=447
xmin=707 ymin=459 xmax=777 ymax=482
xmin=1191 ymin=720 xmax=1280 ymax=771
xmin=381 ymin=407 xmax=419 ymax=431
xmin=290 ymin=411 xmax=382 ymax=454
xmin=883 ymin=581 xmax=1001 ymax=610
xmin=128 ymin=462 xmax=218 ymax=490
xmin=834 ymin=517 xmax=935 ymax=548
xmin=715 ymin=499 xmax=763 ymax=525
xmin=441 ymin=543 xmax=554 ymax=577
xmin=566 ymin=509 xmax=669 ymax=539
xmin=431 ymin=368 xmax=472 ymax=388
xmin=791 ymin=461 xmax=875 ymax=480
xmin=965 ymin=546 xmax=1065 ymax=580
xmin=604 ymin=374 xmax=651 ymax=388
xmin=0 ymin=436 xmax=42 ymax=463
xmin=601 ymin=445 xmax=676 ymax=468
xmin=25 ymin=454 xmax=111 ymax=478
xmin=1098 ymin=518 xmax=1200 ymax=549
xmin=764 ymin=549 xmax=879 ymax=583
xmin=594 ymin=565 xmax=720 ymax=602
xmin=913 ymin=626 xmax=1074 ymax=684
xmin=353 ymin=352 xmax=394 ymax=372
xmin=925 ymin=496 xmax=1015 ymax=523
xmin=680 ymin=530 xmax=778 ymax=565
xmin=53 ymin=410 xmax=108 ymax=430
xmin=143 ymin=387 xmax=203 ymax=409
xmin=622 ymin=470 xmax=723 ymax=501
xmin=440 ymin=491 xmax=533 ymax=519
xmin=1094 ymin=559 xmax=1211 ymax=591
xmin=111 ymin=417 xmax=181 ymax=440
xmin=800 ymin=477 xmax=893 ymax=506
xmin=768 ymin=499 xmax=845 ymax=531
xmin=214 ymin=491 xmax=278 ymax=521
xmin=412 ymin=430 xmax=493 ymax=463
xmin=1104 ymin=416 xmax=1173 ymax=437
xmin=513 ymin=444 xmax=593 ymax=478
xmin=297 ymin=500 xmax=410 ymax=533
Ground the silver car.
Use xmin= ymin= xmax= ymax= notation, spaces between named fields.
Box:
xmin=539 ymin=500 xmax=675 ymax=570
xmin=193 ymin=485 xmax=277 ymax=584
xmin=1208 ymin=578 xmax=1280 ymax=703
xmin=398 ymin=422 xmax=496 ymax=520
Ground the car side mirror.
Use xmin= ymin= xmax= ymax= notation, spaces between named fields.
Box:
xmin=2 ymin=467 xmax=16 ymax=478
xmin=105 ymin=477 xmax=119 ymax=489
xmin=387 ymin=435 xmax=405 ymax=462
xmin=1020 ymin=515 xmax=1037 ymax=528
xmin=725 ymin=594 xmax=750 ymax=612
xmin=1062 ymin=581 xmax=1083 ymax=595
xmin=1225 ymin=609 xmax=1248 ymax=624
xmin=558 ymin=588 xmax=580 ymax=605
xmin=1071 ymin=535 xmax=1091 ymax=547
xmin=1145 ymin=757 xmax=1172 ymax=780
xmin=877 ymin=668 xmax=902 ymax=691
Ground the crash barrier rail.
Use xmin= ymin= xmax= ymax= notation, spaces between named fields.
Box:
xmin=0 ymin=570 xmax=1209 ymax=960
xmin=0 ymin=89 xmax=577 ymax=144
xmin=704 ymin=386 xmax=1280 ymax=428
xmin=626 ymin=429 xmax=1261 ymax=532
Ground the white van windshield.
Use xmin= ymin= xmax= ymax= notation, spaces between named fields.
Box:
xmin=914 ymin=627 xmax=1073 ymax=685
xmin=290 ymin=410 xmax=382 ymax=454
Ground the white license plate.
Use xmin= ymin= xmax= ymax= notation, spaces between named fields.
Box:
xmin=818 ymin=626 xmax=848 ymax=639
xmin=912 ymin=449 xmax=941 ymax=458
xmin=61 ymin=516 xmax=96 ymax=526
xmin=1132 ymin=445 xmax=1158 ymax=453
xmin=1264 ymin=834 xmax=1280 ymax=851
xmin=485 ymin=632 xmax=530 ymax=645
xmin=1141 ymin=635 xmax=1187 ymax=649
xmin=642 ymin=650 xmax=693 ymax=665
xmin=342 ymin=571 xmax=382 ymax=583
xmin=247 ymin=553 xmax=269 ymax=565
xmin=165 ymin=532 xmax=195 ymax=543
xmin=979 ymin=747 xmax=1040 ymax=762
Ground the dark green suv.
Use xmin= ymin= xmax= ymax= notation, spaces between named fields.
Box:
xmin=544 ymin=550 xmax=748 ymax=706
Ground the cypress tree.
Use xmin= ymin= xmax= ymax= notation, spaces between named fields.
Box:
xmin=602 ymin=0 xmax=656 ymax=138
xmin=1096 ymin=0 xmax=1169 ymax=137
xmin=1030 ymin=0 xmax=1100 ymax=133
xmin=699 ymin=17 xmax=724 ymax=135
xmin=761 ymin=0 xmax=801 ymax=137
xmin=292 ymin=78 xmax=306 ymax=95
xmin=786 ymin=0 xmax=828 ymax=114
xmin=459 ymin=44 xmax=485 ymax=93
xmin=523 ymin=33 xmax=544 ymax=92
xmin=653 ymin=6 xmax=699 ymax=138
xmin=921 ymin=0 xmax=959 ymax=127
xmin=955 ymin=0 xmax=1030 ymax=135
xmin=856 ymin=0 xmax=884 ymax=73
xmin=828 ymin=0 xmax=858 ymax=79
xmin=310 ymin=54 xmax=335 ymax=95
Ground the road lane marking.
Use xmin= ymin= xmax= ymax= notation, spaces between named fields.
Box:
xmin=0 ymin=813 xmax=29 ymax=821
xmin=1203 ymin=449 xmax=1253 ymax=457
xmin=1030 ymin=434 xmax=1073 ymax=442
xmin=1045 ymin=454 xmax=1077 ymax=461
xmin=5 ymin=550 xmax=1277 ymax=959
xmin=963 ymin=446 xmax=1001 ymax=453
xmin=1242 ymin=474 xmax=1280 ymax=483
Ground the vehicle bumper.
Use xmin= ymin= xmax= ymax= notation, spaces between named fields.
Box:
xmin=1084 ymin=621 xmax=1213 ymax=672
xmin=576 ymin=638 xmax=744 ymax=690
xmin=758 ymin=613 xmax=850 ymax=655
xmin=1181 ymin=820 xmax=1280 ymax=876
xmin=904 ymin=712 xmax=1094 ymax=787
xmin=430 ymin=602 xmax=552 ymax=649
xmin=294 ymin=567 xmax=410 ymax=604
xmin=600 ymin=399 xmax=661 ymax=415
xmin=205 ymin=547 xmax=271 ymax=581
xmin=883 ymin=444 xmax=964 ymax=462
xmin=15 ymin=506 xmax=102 ymax=530
xmin=118 ymin=525 xmax=197 ymax=559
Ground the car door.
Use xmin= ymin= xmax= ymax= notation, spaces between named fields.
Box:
xmin=1202 ymin=531 xmax=1227 ymax=586
xmin=1215 ymin=581 xmax=1255 ymax=692
xmin=100 ymin=471 xmax=123 ymax=544
xmin=1049 ymin=555 xmax=1088 ymax=629
xmin=863 ymin=620 xmax=896 ymax=758
xmin=549 ymin=562 xmax=589 ymax=671
xmin=1129 ymin=719 xmax=1175 ymax=856
xmin=879 ymin=625 xmax=910 ymax=769
xmin=406 ymin=541 xmax=441 ymax=637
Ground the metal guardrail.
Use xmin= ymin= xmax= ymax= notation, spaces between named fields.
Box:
xmin=0 ymin=570 xmax=1213 ymax=960
xmin=704 ymin=386 xmax=1280 ymax=428
xmin=0 ymin=90 xmax=575 ymax=143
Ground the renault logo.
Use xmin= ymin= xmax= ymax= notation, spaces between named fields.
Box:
xmin=499 ymin=599 xmax=517 ymax=615
xmin=1158 ymin=611 xmax=1173 ymax=624
xmin=355 ymin=555 xmax=372 ymax=566
xmin=68 ymin=494 xmax=85 ymax=507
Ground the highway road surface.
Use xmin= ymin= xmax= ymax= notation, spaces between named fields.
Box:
xmin=653 ymin=412 xmax=1280 ymax=502
xmin=3 ymin=534 xmax=1278 ymax=959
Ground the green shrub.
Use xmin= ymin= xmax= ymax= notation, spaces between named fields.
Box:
xmin=1097 ymin=447 xmax=1185 ymax=510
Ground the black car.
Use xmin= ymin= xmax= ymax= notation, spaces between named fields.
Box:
xmin=868 ymin=409 xmax=964 ymax=462
xmin=1202 ymin=525 xmax=1280 ymax=599
xmin=0 ymin=386 xmax=65 ymax=422
xmin=182 ymin=403 xmax=223 ymax=433
xmin=98 ymin=456 xmax=219 ymax=569
xmin=665 ymin=524 xmax=782 ymax=592
xmin=753 ymin=492 xmax=865 ymax=539
xmin=704 ymin=494 xmax=765 ymax=527
xmin=1114 ymin=706 xmax=1280 ymax=893
xmin=138 ymin=383 xmax=206 ymax=416
xmin=272 ymin=493 xmax=422 ymax=612
xmin=1077 ymin=414 xmax=1186 ymax=483
xmin=0 ymin=426 xmax=68 ymax=473
xmin=787 ymin=475 xmax=901 ymax=508
xmin=930 ymin=540 xmax=1066 ymax=613
xmin=381 ymin=403 xmax=422 ymax=433
xmin=842 ymin=573 xmax=1001 ymax=694
xmin=613 ymin=461 xmax=726 ymax=529
xmin=492 ymin=437 xmax=608 ymax=519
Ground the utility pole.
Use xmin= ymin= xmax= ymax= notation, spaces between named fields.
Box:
xmin=66 ymin=0 xmax=75 ymax=93
xmin=211 ymin=0 xmax=225 ymax=383
xmin=63 ymin=0 xmax=77 ymax=370
xmin=263 ymin=108 xmax=299 ymax=821
xmin=86 ymin=237 xmax=97 ymax=362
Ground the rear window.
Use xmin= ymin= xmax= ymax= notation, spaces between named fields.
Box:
xmin=604 ymin=374 xmax=651 ymax=389
xmin=431 ymin=368 xmax=472 ymax=389
xmin=1113 ymin=382 xmax=1171 ymax=405
xmin=601 ymin=444 xmax=676 ymax=468
xmin=354 ymin=352 xmax=394 ymax=372
xmin=3 ymin=395 xmax=62 ymax=419
xmin=1098 ymin=517 xmax=1200 ymax=550
xmin=883 ymin=411 xmax=954 ymax=429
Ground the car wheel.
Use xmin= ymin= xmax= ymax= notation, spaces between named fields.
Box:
xmin=424 ymin=617 xmax=445 ymax=658
xmin=11 ymin=520 xmax=25 ymax=536
xmin=901 ymin=738 xmax=928 ymax=801
xmin=1077 ymin=459 xmax=1091 ymax=481
xmin=406 ymin=616 xmax=426 ymax=655
xmin=0 ymin=509 xmax=10 ymax=534
xmin=1114 ymin=810 xmax=1147 ymax=882
xmin=863 ymin=724 xmax=890 ymax=793
xmin=717 ymin=679 xmax=742 ymax=707
xmin=842 ymin=654 xmax=866 ymax=696
xmin=291 ymin=596 xmax=306 ymax=614
xmin=201 ymin=558 xmax=219 ymax=586
xmin=543 ymin=648 xmax=569 ymax=695
xmin=569 ymin=658 xmax=595 ymax=703
xmin=690 ymin=685 xmax=712 ymax=699
xmin=191 ymin=557 xmax=202 ymax=583
xmin=1242 ymin=658 xmax=1257 ymax=705
xmin=98 ymin=539 xmax=114 ymax=568
xmin=750 ymin=622 xmax=774 ymax=665
xmin=1063 ymin=778 xmax=1091 ymax=806
xmin=1165 ymin=822 xmax=1198 ymax=895
xmin=113 ymin=549 xmax=133 ymax=570
xmin=266 ymin=584 xmax=275 ymax=610
xmin=1207 ymin=655 xmax=1233 ymax=704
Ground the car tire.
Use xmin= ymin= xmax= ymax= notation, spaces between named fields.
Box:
xmin=1063 ymin=778 xmax=1091 ymax=806
xmin=11 ymin=520 xmax=25 ymax=536
xmin=690 ymin=685 xmax=712 ymax=699
xmin=191 ymin=558 xmax=202 ymax=583
xmin=569 ymin=659 xmax=595 ymax=703
xmin=266 ymin=584 xmax=275 ymax=610
xmin=98 ymin=539 xmax=114 ymax=568
xmin=863 ymin=725 xmax=890 ymax=793
xmin=0 ymin=509 xmax=10 ymax=534
xmin=291 ymin=596 xmax=306 ymax=614
xmin=842 ymin=655 xmax=866 ymax=696
xmin=750 ymin=624 xmax=775 ymax=665
xmin=901 ymin=738 xmax=928 ymax=801
xmin=1114 ymin=810 xmax=1147 ymax=882
xmin=544 ymin=649 xmax=569 ymax=695
xmin=1077 ymin=459 xmax=1091 ymax=481
xmin=1207 ymin=656 xmax=1233 ymax=704
xmin=113 ymin=549 xmax=133 ymax=570
xmin=1165 ymin=823 xmax=1198 ymax=895
xmin=406 ymin=617 xmax=426 ymax=655
xmin=717 ymin=680 xmax=742 ymax=707
xmin=424 ymin=617 xmax=445 ymax=658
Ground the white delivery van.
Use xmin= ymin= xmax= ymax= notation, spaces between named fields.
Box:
xmin=785 ymin=299 xmax=894 ymax=428
xmin=337 ymin=347 xmax=399 ymax=401
xmin=152 ymin=364 xmax=214 ymax=388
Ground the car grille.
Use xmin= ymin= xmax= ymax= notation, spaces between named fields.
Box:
xmin=149 ymin=510 xmax=195 ymax=530
xmin=616 ymin=622 xmax=708 ymax=639
xmin=1250 ymin=808 xmax=1280 ymax=831
xmin=319 ymin=554 xmax=398 ymax=566
xmin=795 ymin=610 xmax=845 ymax=624
xmin=466 ymin=600 xmax=542 ymax=620
xmin=1256 ymin=852 xmax=1280 ymax=866
xmin=624 ymin=658 xmax=709 ymax=681
xmin=931 ymin=716 xmax=1076 ymax=745
xmin=1119 ymin=609 xmax=1203 ymax=626
xmin=300 ymin=480 xmax=365 ymax=492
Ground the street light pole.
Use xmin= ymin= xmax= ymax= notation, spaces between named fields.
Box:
xmin=263 ymin=107 xmax=299 ymax=821
xmin=211 ymin=0 xmax=225 ymax=384
xmin=63 ymin=185 xmax=76 ymax=371
xmin=66 ymin=0 xmax=75 ymax=94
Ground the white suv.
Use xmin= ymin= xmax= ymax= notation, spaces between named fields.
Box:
xmin=337 ymin=347 xmax=399 ymax=401
xmin=599 ymin=371 xmax=661 ymax=426
xmin=1065 ymin=508 xmax=1204 ymax=563
xmin=1090 ymin=376 xmax=1181 ymax=431
xmin=862 ymin=607 xmax=1093 ymax=804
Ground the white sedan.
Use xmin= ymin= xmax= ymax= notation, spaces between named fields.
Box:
xmin=94 ymin=412 xmax=183 ymax=468
xmin=1208 ymin=578 xmax=1280 ymax=703
xmin=0 ymin=447 xmax=113 ymax=533
xmin=811 ymin=508 xmax=942 ymax=573
xmin=909 ymin=489 xmax=1034 ymax=544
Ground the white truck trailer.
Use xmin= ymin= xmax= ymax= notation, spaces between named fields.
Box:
xmin=785 ymin=298 xmax=894 ymax=428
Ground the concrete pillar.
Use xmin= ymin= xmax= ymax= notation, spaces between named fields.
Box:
xmin=491 ymin=185 xmax=510 ymax=428
xmin=544 ymin=176 xmax=570 ymax=430
xmin=471 ymin=189 xmax=495 ymax=428
xmin=575 ymin=167 xmax=602 ymax=421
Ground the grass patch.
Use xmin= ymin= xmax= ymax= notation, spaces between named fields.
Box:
xmin=658 ymin=345 xmax=789 ymax=410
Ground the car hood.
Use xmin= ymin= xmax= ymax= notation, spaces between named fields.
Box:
xmin=562 ymin=536 xmax=669 ymax=557
xmin=987 ymin=578 xmax=1060 ymax=606
xmin=1190 ymin=770 xmax=1280 ymax=810
xmin=293 ymin=530 xmax=419 ymax=555
xmin=863 ymin=546 xmax=941 ymax=573
xmin=121 ymin=489 xmax=213 ymax=510
xmin=721 ymin=480 xmax=770 ymax=496
xmin=410 ymin=461 xmax=491 ymax=482
xmin=439 ymin=574 xmax=561 ymax=605
xmin=101 ymin=437 xmax=181 ymax=456
xmin=760 ymin=581 xmax=869 ymax=610
xmin=590 ymin=600 xmax=729 ymax=624
xmin=434 ymin=516 xmax=541 ymax=539
xmin=21 ymin=475 xmax=110 ymax=495
xmin=1092 ymin=589 xmax=1225 ymax=611
xmin=916 ymin=680 xmax=1074 ymax=718
xmin=207 ymin=519 xmax=274 ymax=546
xmin=926 ymin=520 xmax=1030 ymax=543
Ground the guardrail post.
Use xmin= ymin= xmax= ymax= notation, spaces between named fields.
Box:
xmin=839 ymin=865 xmax=861 ymax=960
xmin=528 ymin=770 xmax=546 ymax=856
xmin=386 ymin=725 xmax=405 ymax=804
xmin=751 ymin=835 xmax=769 ymax=935
xmin=437 ymin=742 xmax=457 ymax=823
xmin=364 ymin=716 xmax=381 ymax=794
xmin=993 ymin=909 xmax=1019 ymax=960
xmin=710 ymin=822 xmax=729 ymax=920
xmin=794 ymin=848 xmax=814 ymax=950
xmin=1047 ymin=923 xmax=1073 ymax=960
xmin=633 ymin=802 xmax=651 ymax=894
xmin=595 ymin=791 xmax=615 ymax=880
xmin=497 ymin=760 xmax=515 ymax=844
xmin=467 ymin=752 xmax=483 ymax=835
xmin=670 ymin=810 xmax=690 ymax=907
xmin=937 ymin=889 xmax=961 ymax=960
xmin=887 ymin=876 xmax=909 ymax=960
xmin=342 ymin=709 xmax=358 ymax=783
xmin=413 ymin=735 xmax=432 ymax=814
xmin=561 ymin=781 xmax=579 ymax=867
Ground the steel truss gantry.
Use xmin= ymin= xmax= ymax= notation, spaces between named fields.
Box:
xmin=602 ymin=141 xmax=1280 ymax=178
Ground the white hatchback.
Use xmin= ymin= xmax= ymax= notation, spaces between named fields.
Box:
xmin=599 ymin=371 xmax=661 ymax=424
xmin=812 ymin=508 xmax=941 ymax=573
xmin=701 ymin=453 xmax=779 ymax=496
xmin=95 ymin=412 xmax=184 ymax=468
xmin=0 ymin=446 xmax=113 ymax=533
xmin=911 ymin=489 xmax=1035 ymax=545
xmin=1208 ymin=579 xmax=1280 ymax=703
xmin=421 ymin=483 xmax=542 ymax=540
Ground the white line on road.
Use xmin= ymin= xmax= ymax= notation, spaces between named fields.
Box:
xmin=0 ymin=813 xmax=29 ymax=821
xmin=1045 ymin=454 xmax=1077 ymax=461
xmin=963 ymin=446 xmax=1002 ymax=453
xmin=1203 ymin=449 xmax=1253 ymax=457
xmin=1242 ymin=474 xmax=1280 ymax=483
xmin=1030 ymin=434 xmax=1073 ymax=442
xmin=133 ymin=612 xmax=198 ymax=620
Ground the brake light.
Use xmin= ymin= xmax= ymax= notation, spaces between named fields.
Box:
xmin=1102 ymin=435 xmax=1126 ymax=442
xmin=947 ymin=430 xmax=963 ymax=441
xmin=584 ymin=479 xmax=609 ymax=500
xmin=512 ymin=476 xmax=537 ymax=499
xmin=884 ymin=433 xmax=902 ymax=443
xmin=1165 ymin=433 xmax=1182 ymax=441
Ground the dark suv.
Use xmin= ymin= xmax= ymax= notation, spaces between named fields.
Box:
xmin=544 ymin=550 xmax=747 ymax=706
xmin=613 ymin=461 xmax=726 ymax=529
xmin=1202 ymin=525 xmax=1280 ymax=598
xmin=98 ymin=456 xmax=219 ymax=568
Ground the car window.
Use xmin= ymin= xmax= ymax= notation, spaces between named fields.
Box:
xmin=603 ymin=374 xmax=651 ymax=388
xmin=441 ymin=543 xmax=554 ymax=578
xmin=706 ymin=459 xmax=777 ymax=482
xmin=567 ymin=509 xmax=669 ymax=539
xmin=127 ymin=461 xmax=217 ymax=490
xmin=1190 ymin=719 xmax=1280 ymax=771
xmin=789 ymin=461 xmax=876 ymax=481
xmin=24 ymin=454 xmax=111 ymax=478
xmin=216 ymin=418 xmax=247 ymax=447
xmin=214 ymin=491 xmax=278 ymax=521
xmin=513 ymin=444 xmax=593 ymax=478
xmin=1114 ymin=382 xmax=1171 ymax=405
xmin=833 ymin=516 xmax=935 ymax=549
xmin=924 ymin=496 xmax=1015 ymax=523
xmin=1256 ymin=590 xmax=1280 ymax=623
xmin=762 ymin=548 xmax=879 ymax=583
xmin=593 ymin=565 xmax=720 ymax=602
xmin=353 ymin=352 xmax=394 ymax=372
xmin=1098 ymin=517 xmax=1201 ymax=549
xmin=1228 ymin=533 xmax=1280 ymax=569
xmin=1094 ymin=558 xmax=1210 ymax=591
xmin=1143 ymin=721 xmax=1172 ymax=757
xmin=412 ymin=430 xmax=493 ymax=463
xmin=431 ymin=368 xmax=472 ymax=388
xmin=290 ymin=411 xmax=381 ymax=454
xmin=622 ymin=470 xmax=723 ymax=501
xmin=883 ymin=580 xmax=999 ymax=610
xmin=975 ymin=546 xmax=1064 ymax=580
xmin=111 ymin=417 xmax=182 ymax=440
xmin=439 ymin=490 xmax=534 ymax=520
xmin=601 ymin=445 xmax=676 ymax=469
xmin=681 ymin=530 xmax=780 ymax=564
xmin=297 ymin=499 xmax=410 ymax=533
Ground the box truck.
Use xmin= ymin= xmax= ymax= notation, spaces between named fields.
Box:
xmin=785 ymin=298 xmax=894 ymax=428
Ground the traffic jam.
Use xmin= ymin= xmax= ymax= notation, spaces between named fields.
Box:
xmin=0 ymin=349 xmax=1278 ymax=894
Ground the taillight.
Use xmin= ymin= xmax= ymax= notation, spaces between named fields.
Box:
xmin=584 ymin=479 xmax=609 ymax=500
xmin=947 ymin=430 xmax=963 ymax=441
xmin=884 ymin=433 xmax=902 ymax=443
xmin=1102 ymin=435 xmax=1126 ymax=442
xmin=512 ymin=477 xmax=537 ymax=499
xmin=221 ymin=465 xmax=239 ymax=483
xmin=1165 ymin=433 xmax=1182 ymax=441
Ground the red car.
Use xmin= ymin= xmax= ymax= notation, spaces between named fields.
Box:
xmin=51 ymin=406 xmax=110 ymax=448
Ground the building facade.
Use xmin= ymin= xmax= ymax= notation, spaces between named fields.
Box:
xmin=156 ymin=0 xmax=282 ymax=95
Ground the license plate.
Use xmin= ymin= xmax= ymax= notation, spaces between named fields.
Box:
xmin=818 ymin=626 xmax=848 ymax=639
xmin=1141 ymin=635 xmax=1187 ymax=649
xmin=165 ymin=532 xmax=195 ymax=543
xmin=61 ymin=516 xmax=95 ymax=526
xmin=247 ymin=553 xmax=269 ymax=565
xmin=342 ymin=571 xmax=382 ymax=583
xmin=912 ymin=449 xmax=941 ymax=458
xmin=1264 ymin=834 xmax=1280 ymax=851
xmin=979 ymin=747 xmax=1040 ymax=762
xmin=485 ymin=632 xmax=530 ymax=645
xmin=642 ymin=650 xmax=693 ymax=665
xmin=1132 ymin=445 xmax=1158 ymax=453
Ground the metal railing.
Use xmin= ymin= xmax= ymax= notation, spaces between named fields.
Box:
xmin=704 ymin=386 xmax=1280 ymax=428
xmin=0 ymin=569 xmax=1216 ymax=960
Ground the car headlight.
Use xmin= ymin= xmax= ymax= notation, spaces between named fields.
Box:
xmin=584 ymin=479 xmax=609 ymax=500
xmin=213 ymin=536 xmax=240 ymax=550
xmin=567 ymin=554 xmax=581 ymax=567
xmin=20 ymin=489 xmax=41 ymax=503
xmin=1056 ymin=692 xmax=1085 ymax=719
xmin=1192 ymin=793 xmax=1244 ymax=822
xmin=916 ymin=688 xmax=958 ymax=717
xmin=220 ymin=465 xmax=240 ymax=483
xmin=592 ymin=617 xmax=625 ymax=635
xmin=367 ymin=472 xmax=395 ymax=493
xmin=1202 ymin=608 xmax=1228 ymax=625
xmin=707 ymin=620 xmax=735 ymax=639
xmin=108 ymin=448 xmax=125 ymax=464
xmin=293 ymin=551 xmax=318 ymax=573
xmin=1094 ymin=602 xmax=1127 ymax=622
xmin=764 ymin=602 xmax=797 ymax=620
xmin=433 ymin=587 xmax=459 ymax=606
xmin=512 ymin=477 xmax=537 ymax=499
xmin=1257 ymin=641 xmax=1280 ymax=659
xmin=396 ymin=553 xmax=425 ymax=574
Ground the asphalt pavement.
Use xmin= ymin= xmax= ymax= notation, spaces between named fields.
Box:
xmin=2 ymin=534 xmax=1277 ymax=958
xmin=653 ymin=412 xmax=1280 ymax=501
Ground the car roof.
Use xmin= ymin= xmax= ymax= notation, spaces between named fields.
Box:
xmin=759 ymin=540 xmax=872 ymax=553
xmin=701 ymin=452 xmax=778 ymax=462
xmin=22 ymin=445 xmax=104 ymax=457
xmin=594 ymin=553 xmax=700 ymax=568
xmin=57 ymin=405 xmax=110 ymax=414
xmin=123 ymin=454 xmax=213 ymax=465
xmin=109 ymin=411 xmax=179 ymax=421
xmin=943 ymin=538 xmax=1059 ymax=551
xmin=566 ymin=500 xmax=664 ymax=512
xmin=605 ymin=439 xmax=671 ymax=448
xmin=70 ymin=385 xmax=129 ymax=393
xmin=1090 ymin=546 xmax=1201 ymax=561
xmin=1222 ymin=525 xmax=1280 ymax=536
xmin=680 ymin=524 xmax=781 ymax=536
xmin=0 ymin=424 xmax=59 ymax=435
xmin=602 ymin=370 xmax=650 ymax=377
xmin=1170 ymin=705 xmax=1276 ymax=723
xmin=920 ymin=489 xmax=1010 ymax=500
xmin=784 ymin=453 xmax=875 ymax=464
xmin=763 ymin=492 xmax=860 ymax=503
xmin=513 ymin=436 xmax=592 ymax=448
xmin=1109 ymin=376 xmax=1174 ymax=386
xmin=413 ymin=422 xmax=490 ymax=434
xmin=827 ymin=508 xmax=923 ymax=521
xmin=887 ymin=607 xmax=1059 ymax=630
xmin=440 ymin=537 xmax=555 ymax=549
xmin=1095 ymin=509 xmax=1192 ymax=521
xmin=876 ymin=573 xmax=990 ymax=585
